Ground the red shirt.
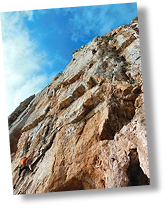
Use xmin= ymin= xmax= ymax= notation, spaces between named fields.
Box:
xmin=21 ymin=158 xmax=28 ymax=166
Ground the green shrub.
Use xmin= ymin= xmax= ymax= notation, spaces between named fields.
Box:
xmin=133 ymin=16 xmax=138 ymax=21
xmin=126 ymin=61 xmax=131 ymax=66
xmin=108 ymin=36 xmax=113 ymax=41
xmin=103 ymin=36 xmax=113 ymax=42
xmin=129 ymin=79 xmax=135 ymax=84
xmin=49 ymin=115 xmax=54 ymax=119
xmin=9 ymin=125 xmax=12 ymax=130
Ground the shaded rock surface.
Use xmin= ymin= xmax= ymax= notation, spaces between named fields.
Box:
xmin=8 ymin=95 xmax=35 ymax=127
xmin=9 ymin=20 xmax=150 ymax=195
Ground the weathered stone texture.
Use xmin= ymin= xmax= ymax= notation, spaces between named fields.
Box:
xmin=9 ymin=20 xmax=150 ymax=195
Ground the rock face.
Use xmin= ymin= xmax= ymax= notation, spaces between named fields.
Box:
xmin=8 ymin=95 xmax=35 ymax=127
xmin=9 ymin=20 xmax=150 ymax=195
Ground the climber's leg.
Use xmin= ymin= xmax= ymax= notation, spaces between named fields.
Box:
xmin=22 ymin=166 xmax=28 ymax=178
xmin=19 ymin=166 xmax=23 ymax=176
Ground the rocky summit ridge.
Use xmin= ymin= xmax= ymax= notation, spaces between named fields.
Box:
xmin=9 ymin=19 xmax=150 ymax=195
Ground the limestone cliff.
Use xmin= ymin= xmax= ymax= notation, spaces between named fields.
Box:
xmin=9 ymin=19 xmax=150 ymax=195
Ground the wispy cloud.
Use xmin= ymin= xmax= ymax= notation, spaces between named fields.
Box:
xmin=67 ymin=3 xmax=137 ymax=41
xmin=1 ymin=11 xmax=51 ymax=115
xmin=67 ymin=5 xmax=112 ymax=41
xmin=1 ymin=4 xmax=137 ymax=115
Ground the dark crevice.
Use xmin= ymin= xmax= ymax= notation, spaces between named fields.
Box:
xmin=120 ymin=56 xmax=126 ymax=62
xmin=88 ymin=63 xmax=94 ymax=69
xmin=92 ymin=49 xmax=97 ymax=55
xmin=99 ymin=118 xmax=114 ymax=140
xmin=87 ymin=77 xmax=97 ymax=89
xmin=99 ymin=88 xmax=141 ymax=141
xmin=99 ymin=103 xmax=135 ymax=140
xmin=42 ymin=120 xmax=52 ymax=144
xmin=127 ymin=149 xmax=150 ymax=186
xmin=72 ymin=84 xmax=86 ymax=99
xmin=133 ymin=87 xmax=141 ymax=94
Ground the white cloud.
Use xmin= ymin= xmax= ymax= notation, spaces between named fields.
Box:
xmin=69 ymin=5 xmax=113 ymax=41
xmin=69 ymin=4 xmax=134 ymax=41
xmin=1 ymin=11 xmax=51 ymax=115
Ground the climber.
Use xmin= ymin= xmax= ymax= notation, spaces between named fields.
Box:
xmin=13 ymin=155 xmax=32 ymax=189
xmin=19 ymin=157 xmax=31 ymax=175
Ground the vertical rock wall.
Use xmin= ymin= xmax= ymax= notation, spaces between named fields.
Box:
xmin=9 ymin=20 xmax=150 ymax=195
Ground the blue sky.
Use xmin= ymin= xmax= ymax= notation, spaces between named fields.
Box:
xmin=0 ymin=3 xmax=138 ymax=115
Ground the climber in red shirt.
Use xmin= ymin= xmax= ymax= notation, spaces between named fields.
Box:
xmin=18 ymin=157 xmax=29 ymax=176
xmin=13 ymin=155 xmax=32 ymax=189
